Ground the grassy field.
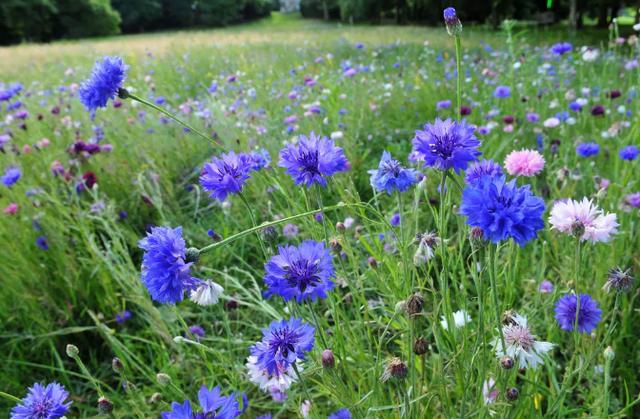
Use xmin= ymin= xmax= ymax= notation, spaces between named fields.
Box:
xmin=1 ymin=12 xmax=639 ymax=418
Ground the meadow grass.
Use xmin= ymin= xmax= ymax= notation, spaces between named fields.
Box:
xmin=1 ymin=13 xmax=639 ymax=418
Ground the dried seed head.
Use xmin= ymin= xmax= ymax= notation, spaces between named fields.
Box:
xmin=603 ymin=267 xmax=634 ymax=293
xmin=97 ymin=397 xmax=113 ymax=414
xmin=329 ymin=237 xmax=342 ymax=253
xmin=112 ymin=357 xmax=124 ymax=373
xmin=381 ymin=358 xmax=408 ymax=382
xmin=413 ymin=337 xmax=428 ymax=355
xmin=156 ymin=373 xmax=171 ymax=386
xmin=405 ymin=293 xmax=424 ymax=317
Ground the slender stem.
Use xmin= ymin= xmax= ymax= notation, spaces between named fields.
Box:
xmin=292 ymin=363 xmax=312 ymax=401
xmin=198 ymin=202 xmax=353 ymax=254
xmin=238 ymin=192 xmax=268 ymax=260
xmin=454 ymin=35 xmax=462 ymax=120
xmin=438 ymin=173 xmax=455 ymax=338
xmin=127 ymin=92 xmax=219 ymax=146
xmin=307 ymin=300 xmax=328 ymax=349
xmin=488 ymin=244 xmax=506 ymax=352
xmin=0 ymin=391 xmax=21 ymax=403
xmin=573 ymin=240 xmax=582 ymax=346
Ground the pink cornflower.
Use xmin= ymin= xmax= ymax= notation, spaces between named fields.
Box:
xmin=3 ymin=203 xmax=18 ymax=215
xmin=504 ymin=149 xmax=545 ymax=177
xmin=549 ymin=197 xmax=618 ymax=243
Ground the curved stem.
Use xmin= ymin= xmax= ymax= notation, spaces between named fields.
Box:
xmin=238 ymin=192 xmax=268 ymax=260
xmin=454 ymin=35 xmax=462 ymax=120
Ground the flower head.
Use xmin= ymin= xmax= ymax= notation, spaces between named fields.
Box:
xmin=412 ymin=118 xmax=481 ymax=173
xmin=443 ymin=7 xmax=462 ymax=36
xmin=576 ymin=142 xmax=600 ymax=158
xmin=161 ymin=385 xmax=247 ymax=419
xmin=278 ymin=132 xmax=349 ymax=187
xmin=190 ymin=279 xmax=224 ymax=305
xmin=2 ymin=166 xmax=21 ymax=187
xmin=11 ymin=382 xmax=71 ymax=419
xmin=250 ymin=318 xmax=315 ymax=376
xmin=619 ymin=145 xmax=639 ymax=161
xmin=624 ymin=192 xmax=640 ymax=209
xmin=493 ymin=85 xmax=511 ymax=98
xmin=246 ymin=355 xmax=300 ymax=400
xmin=492 ymin=314 xmax=554 ymax=369
xmin=550 ymin=42 xmax=572 ymax=55
xmin=460 ymin=176 xmax=545 ymax=246
xmin=549 ymin=198 xmax=618 ymax=243
xmin=464 ymin=159 xmax=503 ymax=185
xmin=440 ymin=310 xmax=471 ymax=330
xmin=603 ymin=267 xmax=634 ymax=293
xmin=79 ymin=56 xmax=127 ymax=112
xmin=554 ymin=293 xmax=602 ymax=334
xmin=413 ymin=231 xmax=440 ymax=266
xmin=368 ymin=151 xmax=419 ymax=194
xmin=264 ymin=240 xmax=334 ymax=302
xmin=504 ymin=149 xmax=545 ymax=177
xmin=200 ymin=151 xmax=253 ymax=201
xmin=138 ymin=226 xmax=201 ymax=304
xmin=329 ymin=409 xmax=351 ymax=419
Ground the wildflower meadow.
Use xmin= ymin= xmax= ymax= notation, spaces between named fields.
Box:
xmin=2 ymin=10 xmax=640 ymax=418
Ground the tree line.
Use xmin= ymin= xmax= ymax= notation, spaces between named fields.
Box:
xmin=0 ymin=0 xmax=274 ymax=46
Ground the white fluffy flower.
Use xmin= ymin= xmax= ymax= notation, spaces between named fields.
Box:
xmin=549 ymin=197 xmax=619 ymax=243
xmin=492 ymin=314 xmax=554 ymax=369
xmin=246 ymin=355 xmax=299 ymax=393
xmin=582 ymin=49 xmax=599 ymax=62
xmin=440 ymin=310 xmax=471 ymax=330
xmin=190 ymin=280 xmax=224 ymax=305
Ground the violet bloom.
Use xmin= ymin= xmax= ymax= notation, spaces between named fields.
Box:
xmin=493 ymin=85 xmax=511 ymax=98
xmin=554 ymin=294 xmax=602 ymax=334
xmin=550 ymin=42 xmax=572 ymax=55
xmin=2 ymin=166 xmax=21 ymax=187
xmin=250 ymin=318 xmax=315 ymax=376
xmin=11 ymin=382 xmax=71 ymax=419
xmin=368 ymin=151 xmax=419 ymax=194
xmin=200 ymin=151 xmax=253 ymax=201
xmin=78 ymin=56 xmax=127 ymax=112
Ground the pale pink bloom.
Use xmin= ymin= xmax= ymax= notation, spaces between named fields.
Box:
xmin=22 ymin=144 xmax=31 ymax=154
xmin=3 ymin=203 xmax=18 ymax=215
xmin=300 ymin=400 xmax=311 ymax=418
xmin=504 ymin=149 xmax=545 ymax=177
xmin=482 ymin=377 xmax=498 ymax=404
xmin=549 ymin=197 xmax=619 ymax=243
xmin=543 ymin=117 xmax=560 ymax=128
xmin=38 ymin=138 xmax=51 ymax=148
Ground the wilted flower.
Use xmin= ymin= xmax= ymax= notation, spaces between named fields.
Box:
xmin=603 ymin=267 xmax=634 ymax=293
xmin=413 ymin=231 xmax=440 ymax=265
xmin=190 ymin=279 xmax=224 ymax=305
xmin=380 ymin=357 xmax=408 ymax=382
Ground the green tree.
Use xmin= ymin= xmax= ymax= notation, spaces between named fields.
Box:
xmin=111 ymin=0 xmax=162 ymax=32
xmin=0 ymin=0 xmax=57 ymax=45
xmin=53 ymin=0 xmax=121 ymax=38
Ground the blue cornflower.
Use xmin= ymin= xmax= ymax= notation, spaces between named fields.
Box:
xmin=368 ymin=151 xmax=419 ymax=194
xmin=279 ymin=132 xmax=349 ymax=187
xmin=264 ymin=240 xmax=334 ymax=302
xmin=412 ymin=118 xmax=481 ymax=173
xmin=460 ymin=176 xmax=545 ymax=247
xmin=390 ymin=212 xmax=401 ymax=227
xmin=554 ymin=294 xmax=602 ymax=334
xmin=493 ymin=85 xmax=511 ymax=98
xmin=78 ymin=56 xmax=127 ymax=112
xmin=250 ymin=318 xmax=315 ymax=376
xmin=200 ymin=151 xmax=253 ymax=201
xmin=569 ymin=101 xmax=582 ymax=112
xmin=329 ymin=408 xmax=352 ymax=419
xmin=436 ymin=100 xmax=452 ymax=110
xmin=619 ymin=145 xmax=639 ymax=161
xmin=138 ymin=226 xmax=201 ymax=304
xmin=249 ymin=149 xmax=271 ymax=171
xmin=550 ymin=42 xmax=572 ymax=55
xmin=576 ymin=142 xmax=600 ymax=158
xmin=161 ymin=385 xmax=247 ymax=419
xmin=464 ymin=159 xmax=503 ymax=185
xmin=116 ymin=310 xmax=132 ymax=323
xmin=2 ymin=166 xmax=21 ymax=187
xmin=443 ymin=7 xmax=462 ymax=36
xmin=11 ymin=382 xmax=71 ymax=419
xmin=36 ymin=236 xmax=49 ymax=250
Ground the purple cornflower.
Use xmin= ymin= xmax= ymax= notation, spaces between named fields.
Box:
xmin=550 ymin=42 xmax=572 ymax=55
xmin=161 ymin=386 xmax=247 ymax=419
xmin=493 ymin=86 xmax=511 ymax=98
xmin=554 ymin=294 xmax=602 ymax=334
xmin=11 ymin=382 xmax=71 ymax=419
xmin=539 ymin=280 xmax=554 ymax=294
xmin=329 ymin=408 xmax=351 ymax=419
xmin=436 ymin=100 xmax=452 ymax=110
xmin=278 ymin=132 xmax=349 ymax=187
xmin=619 ymin=145 xmax=639 ymax=161
xmin=138 ymin=226 xmax=201 ymax=304
xmin=368 ymin=151 xmax=419 ymax=194
xmin=282 ymin=223 xmax=299 ymax=239
xmin=390 ymin=212 xmax=401 ymax=227
xmin=116 ymin=310 xmax=132 ymax=323
xmin=36 ymin=237 xmax=49 ymax=250
xmin=200 ymin=151 xmax=253 ymax=201
xmin=78 ymin=56 xmax=127 ymax=112
xmin=460 ymin=176 xmax=545 ymax=247
xmin=250 ymin=318 xmax=315 ymax=376
xmin=443 ymin=7 xmax=462 ymax=36
xmin=412 ymin=118 xmax=481 ymax=173
xmin=189 ymin=325 xmax=206 ymax=339
xmin=624 ymin=192 xmax=640 ymax=209
xmin=576 ymin=142 xmax=600 ymax=158
xmin=2 ymin=166 xmax=21 ymax=187
xmin=249 ymin=149 xmax=271 ymax=171
xmin=263 ymin=240 xmax=334 ymax=302
xmin=464 ymin=159 xmax=503 ymax=185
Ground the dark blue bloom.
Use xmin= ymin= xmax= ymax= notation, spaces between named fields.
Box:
xmin=443 ymin=7 xmax=462 ymax=36
xmin=550 ymin=42 xmax=572 ymax=55
xmin=161 ymin=385 xmax=247 ymax=419
xmin=460 ymin=176 xmax=545 ymax=246
xmin=188 ymin=325 xmax=205 ymax=338
xmin=368 ymin=151 xmax=419 ymax=194
xmin=11 ymin=382 xmax=71 ymax=419
xmin=569 ymin=101 xmax=582 ymax=112
xmin=390 ymin=212 xmax=401 ymax=227
xmin=36 ymin=236 xmax=49 ymax=250
xmin=250 ymin=318 xmax=315 ymax=376
xmin=576 ymin=142 xmax=600 ymax=158
xmin=138 ymin=226 xmax=201 ymax=304
xmin=116 ymin=310 xmax=132 ymax=323
xmin=329 ymin=408 xmax=352 ymax=419
xmin=554 ymin=294 xmax=602 ymax=334
xmin=264 ymin=240 xmax=334 ymax=302
xmin=249 ymin=149 xmax=271 ymax=171
xmin=493 ymin=85 xmax=511 ymax=98
xmin=412 ymin=118 xmax=481 ymax=173
xmin=2 ymin=166 xmax=21 ymax=187
xmin=278 ymin=132 xmax=349 ymax=187
xmin=200 ymin=151 xmax=253 ymax=201
xmin=619 ymin=145 xmax=639 ymax=161
xmin=464 ymin=159 xmax=503 ymax=185
xmin=78 ymin=56 xmax=127 ymax=112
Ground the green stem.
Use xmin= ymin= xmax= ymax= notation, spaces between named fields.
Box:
xmin=127 ymin=92 xmax=218 ymax=146
xmin=0 ymin=391 xmax=21 ymax=403
xmin=198 ymin=202 xmax=354 ymax=254
xmin=573 ymin=240 xmax=582 ymax=346
xmin=488 ymin=244 xmax=506 ymax=352
xmin=238 ymin=192 xmax=268 ymax=260
xmin=454 ymin=35 xmax=462 ymax=120
xmin=292 ymin=363 xmax=312 ymax=401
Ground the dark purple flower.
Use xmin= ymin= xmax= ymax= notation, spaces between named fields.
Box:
xmin=36 ymin=236 xmax=49 ymax=250
xmin=590 ymin=105 xmax=605 ymax=116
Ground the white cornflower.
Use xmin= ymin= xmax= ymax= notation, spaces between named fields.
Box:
xmin=440 ymin=310 xmax=471 ymax=330
xmin=246 ymin=355 xmax=299 ymax=393
xmin=190 ymin=280 xmax=224 ymax=305
xmin=549 ymin=197 xmax=618 ymax=243
xmin=492 ymin=314 xmax=554 ymax=369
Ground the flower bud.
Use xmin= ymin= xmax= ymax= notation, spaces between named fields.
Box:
xmin=500 ymin=356 xmax=514 ymax=369
xmin=405 ymin=293 xmax=424 ymax=317
xmin=321 ymin=349 xmax=335 ymax=368
xmin=335 ymin=221 xmax=346 ymax=232
xmin=501 ymin=310 xmax=518 ymax=326
xmin=185 ymin=247 xmax=200 ymax=263
xmin=117 ymin=87 xmax=130 ymax=99
xmin=329 ymin=238 xmax=342 ymax=253
xmin=443 ymin=7 xmax=463 ymax=37
xmin=156 ymin=373 xmax=171 ymax=386
xmin=367 ymin=256 xmax=378 ymax=268
xmin=261 ymin=226 xmax=278 ymax=243
xmin=97 ymin=397 xmax=113 ymax=414
xmin=112 ymin=357 xmax=124 ymax=373
xmin=149 ymin=392 xmax=163 ymax=404
xmin=604 ymin=346 xmax=615 ymax=361
xmin=506 ymin=387 xmax=519 ymax=401
xmin=413 ymin=337 xmax=428 ymax=355
xmin=66 ymin=344 xmax=79 ymax=358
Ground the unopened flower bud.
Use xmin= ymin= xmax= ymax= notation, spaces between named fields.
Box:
xmin=185 ymin=247 xmax=200 ymax=263
xmin=443 ymin=7 xmax=463 ymax=37
xmin=470 ymin=226 xmax=484 ymax=243
xmin=501 ymin=310 xmax=518 ymax=326
xmin=506 ymin=387 xmax=519 ymax=401
xmin=413 ymin=337 xmax=428 ymax=355
xmin=604 ymin=346 xmax=615 ymax=361
xmin=117 ymin=87 xmax=130 ymax=99
xmin=97 ymin=396 xmax=113 ymax=413
xmin=156 ymin=373 xmax=171 ymax=386
xmin=322 ymin=349 xmax=335 ymax=368
xmin=501 ymin=356 xmax=514 ymax=369
xmin=335 ymin=221 xmax=345 ymax=232
xmin=112 ymin=357 xmax=124 ymax=373
xmin=329 ymin=238 xmax=342 ymax=253
xmin=149 ymin=392 xmax=163 ymax=403
xmin=367 ymin=256 xmax=378 ymax=268
xmin=66 ymin=344 xmax=79 ymax=358
xmin=405 ymin=293 xmax=424 ymax=317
